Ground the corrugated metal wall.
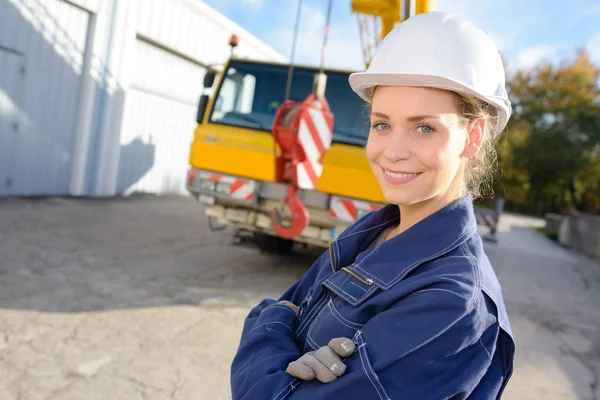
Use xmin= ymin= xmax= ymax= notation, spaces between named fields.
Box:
xmin=114 ymin=0 xmax=286 ymax=195
xmin=0 ymin=0 xmax=286 ymax=197
xmin=135 ymin=0 xmax=286 ymax=67
xmin=0 ymin=0 xmax=89 ymax=196
xmin=117 ymin=38 xmax=204 ymax=194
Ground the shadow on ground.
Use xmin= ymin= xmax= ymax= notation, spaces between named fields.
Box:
xmin=0 ymin=195 xmax=318 ymax=313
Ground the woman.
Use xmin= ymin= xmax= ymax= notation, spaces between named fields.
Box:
xmin=231 ymin=11 xmax=515 ymax=400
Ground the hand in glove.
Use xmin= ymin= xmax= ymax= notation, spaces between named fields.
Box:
xmin=286 ymin=337 xmax=356 ymax=383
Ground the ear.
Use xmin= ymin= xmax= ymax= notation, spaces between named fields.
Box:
xmin=461 ymin=118 xmax=485 ymax=159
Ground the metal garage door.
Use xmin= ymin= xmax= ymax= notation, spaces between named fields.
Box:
xmin=0 ymin=0 xmax=89 ymax=196
xmin=117 ymin=37 xmax=206 ymax=195
xmin=0 ymin=47 xmax=25 ymax=196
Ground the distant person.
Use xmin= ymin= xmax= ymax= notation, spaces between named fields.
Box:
xmin=231 ymin=11 xmax=515 ymax=399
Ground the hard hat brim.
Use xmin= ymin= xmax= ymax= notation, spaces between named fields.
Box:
xmin=349 ymin=72 xmax=511 ymax=134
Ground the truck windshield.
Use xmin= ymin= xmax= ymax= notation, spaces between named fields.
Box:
xmin=209 ymin=60 xmax=370 ymax=146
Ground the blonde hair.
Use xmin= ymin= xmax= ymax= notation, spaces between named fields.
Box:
xmin=454 ymin=93 xmax=499 ymax=200
xmin=368 ymin=86 xmax=500 ymax=200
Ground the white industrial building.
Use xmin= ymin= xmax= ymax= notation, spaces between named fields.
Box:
xmin=0 ymin=0 xmax=286 ymax=197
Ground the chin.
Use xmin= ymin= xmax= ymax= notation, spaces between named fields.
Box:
xmin=381 ymin=190 xmax=428 ymax=206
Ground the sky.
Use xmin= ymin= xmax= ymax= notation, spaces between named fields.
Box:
xmin=200 ymin=0 xmax=600 ymax=73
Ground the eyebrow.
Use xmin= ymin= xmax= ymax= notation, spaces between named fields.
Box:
xmin=370 ymin=112 xmax=439 ymax=122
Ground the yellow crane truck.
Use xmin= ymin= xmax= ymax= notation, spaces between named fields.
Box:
xmin=186 ymin=1 xmax=435 ymax=253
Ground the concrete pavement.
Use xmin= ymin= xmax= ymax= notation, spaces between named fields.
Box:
xmin=490 ymin=213 xmax=600 ymax=400
xmin=0 ymin=196 xmax=597 ymax=399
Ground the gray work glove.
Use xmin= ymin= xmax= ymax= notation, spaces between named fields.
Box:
xmin=286 ymin=337 xmax=356 ymax=383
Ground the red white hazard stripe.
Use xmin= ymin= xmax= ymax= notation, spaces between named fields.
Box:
xmin=475 ymin=211 xmax=498 ymax=229
xmin=296 ymin=107 xmax=333 ymax=190
xmin=229 ymin=178 xmax=255 ymax=201
xmin=193 ymin=170 xmax=256 ymax=201
xmin=329 ymin=196 xmax=383 ymax=223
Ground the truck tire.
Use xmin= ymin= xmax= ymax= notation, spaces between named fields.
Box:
xmin=255 ymin=233 xmax=294 ymax=255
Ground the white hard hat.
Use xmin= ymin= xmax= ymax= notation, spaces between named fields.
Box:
xmin=349 ymin=11 xmax=511 ymax=134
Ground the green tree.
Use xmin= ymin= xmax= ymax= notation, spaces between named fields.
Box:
xmin=502 ymin=49 xmax=600 ymax=214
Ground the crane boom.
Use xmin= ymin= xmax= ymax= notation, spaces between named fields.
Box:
xmin=351 ymin=0 xmax=435 ymax=67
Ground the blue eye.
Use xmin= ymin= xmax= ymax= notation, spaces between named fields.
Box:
xmin=372 ymin=122 xmax=391 ymax=131
xmin=417 ymin=124 xmax=435 ymax=135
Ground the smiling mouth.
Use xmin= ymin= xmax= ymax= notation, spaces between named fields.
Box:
xmin=381 ymin=166 xmax=422 ymax=177
xmin=383 ymin=169 xmax=420 ymax=179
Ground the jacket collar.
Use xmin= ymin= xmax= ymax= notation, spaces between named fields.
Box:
xmin=330 ymin=194 xmax=478 ymax=290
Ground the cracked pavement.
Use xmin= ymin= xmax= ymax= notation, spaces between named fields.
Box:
xmin=0 ymin=195 xmax=598 ymax=399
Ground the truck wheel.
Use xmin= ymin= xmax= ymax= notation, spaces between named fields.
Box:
xmin=255 ymin=234 xmax=294 ymax=255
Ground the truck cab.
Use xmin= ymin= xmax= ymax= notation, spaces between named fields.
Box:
xmin=187 ymin=58 xmax=385 ymax=251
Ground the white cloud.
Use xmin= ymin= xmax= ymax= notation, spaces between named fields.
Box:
xmin=270 ymin=1 xmax=364 ymax=71
xmin=241 ymin=0 xmax=264 ymax=12
xmin=434 ymin=0 xmax=519 ymax=54
xmin=511 ymin=36 xmax=600 ymax=72
xmin=489 ymin=30 xmax=520 ymax=54
xmin=586 ymin=33 xmax=600 ymax=66
xmin=436 ymin=1 xmax=485 ymax=17
xmin=514 ymin=45 xmax=566 ymax=70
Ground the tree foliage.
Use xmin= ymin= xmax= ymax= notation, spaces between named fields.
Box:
xmin=494 ymin=49 xmax=600 ymax=215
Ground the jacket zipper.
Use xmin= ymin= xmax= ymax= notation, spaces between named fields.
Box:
xmin=341 ymin=267 xmax=374 ymax=286
xmin=330 ymin=242 xmax=374 ymax=286
xmin=329 ymin=242 xmax=336 ymax=273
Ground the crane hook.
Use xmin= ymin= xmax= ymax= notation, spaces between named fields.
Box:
xmin=272 ymin=185 xmax=309 ymax=239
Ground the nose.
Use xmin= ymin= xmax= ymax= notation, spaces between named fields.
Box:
xmin=382 ymin=130 xmax=411 ymax=163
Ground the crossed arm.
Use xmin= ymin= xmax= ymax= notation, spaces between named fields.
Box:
xmin=231 ymin=287 xmax=492 ymax=400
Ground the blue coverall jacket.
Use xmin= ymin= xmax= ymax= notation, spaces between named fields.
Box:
xmin=231 ymin=195 xmax=515 ymax=399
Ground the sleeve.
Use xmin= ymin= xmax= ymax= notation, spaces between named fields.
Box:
xmin=230 ymin=302 xmax=302 ymax=400
xmin=284 ymin=288 xmax=495 ymax=400
xmin=237 ymin=249 xmax=329 ymax=342
xmin=230 ymin=251 xmax=329 ymax=400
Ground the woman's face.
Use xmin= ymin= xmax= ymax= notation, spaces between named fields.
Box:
xmin=366 ymin=86 xmax=483 ymax=207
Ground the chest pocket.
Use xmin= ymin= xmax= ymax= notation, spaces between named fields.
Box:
xmin=304 ymin=266 xmax=380 ymax=353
